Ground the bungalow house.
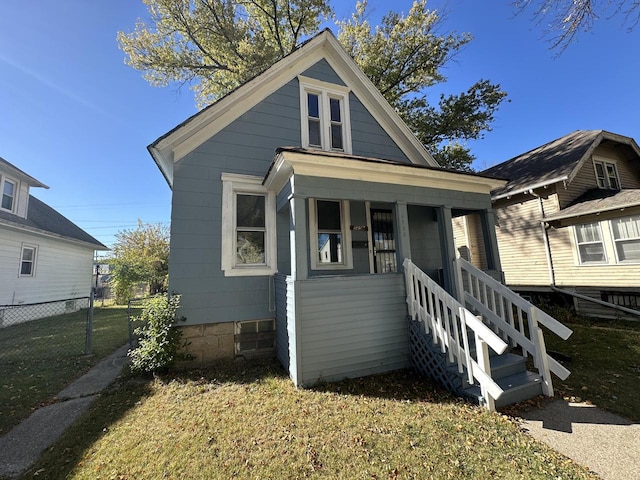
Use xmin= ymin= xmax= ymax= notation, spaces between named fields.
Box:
xmin=455 ymin=130 xmax=640 ymax=320
xmin=149 ymin=30 xmax=571 ymax=410
xmin=0 ymin=156 xmax=108 ymax=324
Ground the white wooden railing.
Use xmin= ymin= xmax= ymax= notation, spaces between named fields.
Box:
xmin=403 ymin=258 xmax=508 ymax=411
xmin=455 ymin=257 xmax=572 ymax=397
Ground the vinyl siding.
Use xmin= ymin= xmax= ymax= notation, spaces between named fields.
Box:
xmin=548 ymin=210 xmax=640 ymax=288
xmin=493 ymin=193 xmax=559 ymax=286
xmin=0 ymin=227 xmax=94 ymax=305
xmin=295 ymin=274 xmax=408 ymax=386
xmin=169 ymin=59 xmax=416 ymax=326
xmin=557 ymin=145 xmax=640 ymax=208
xmin=452 ymin=214 xmax=488 ymax=270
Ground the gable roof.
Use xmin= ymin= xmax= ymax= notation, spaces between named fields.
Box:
xmin=148 ymin=29 xmax=439 ymax=187
xmin=0 ymin=156 xmax=48 ymax=188
xmin=544 ymin=188 xmax=640 ymax=222
xmin=0 ymin=195 xmax=108 ymax=250
xmin=482 ymin=130 xmax=640 ymax=200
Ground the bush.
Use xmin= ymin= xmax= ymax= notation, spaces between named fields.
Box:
xmin=128 ymin=294 xmax=186 ymax=375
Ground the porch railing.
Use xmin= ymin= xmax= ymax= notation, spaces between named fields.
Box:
xmin=403 ymin=258 xmax=508 ymax=411
xmin=455 ymin=257 xmax=572 ymax=397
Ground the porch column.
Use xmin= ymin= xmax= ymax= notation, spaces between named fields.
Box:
xmin=289 ymin=195 xmax=309 ymax=281
xmin=480 ymin=209 xmax=502 ymax=272
xmin=436 ymin=206 xmax=459 ymax=299
xmin=394 ymin=202 xmax=411 ymax=270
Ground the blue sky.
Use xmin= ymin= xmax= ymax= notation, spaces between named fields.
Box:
xmin=1 ymin=0 xmax=638 ymax=251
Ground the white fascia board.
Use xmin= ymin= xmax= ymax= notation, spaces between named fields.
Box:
xmin=268 ymin=151 xmax=505 ymax=195
xmin=0 ymin=220 xmax=109 ymax=251
xmin=491 ymin=176 xmax=569 ymax=201
xmin=151 ymin=30 xmax=440 ymax=181
xmin=154 ymin=33 xmax=335 ymax=166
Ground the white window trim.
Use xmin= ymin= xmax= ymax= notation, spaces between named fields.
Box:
xmin=19 ymin=244 xmax=37 ymax=277
xmin=592 ymin=157 xmax=620 ymax=190
xmin=574 ymin=221 xmax=608 ymax=265
xmin=1 ymin=175 xmax=17 ymax=213
xmin=309 ymin=198 xmax=353 ymax=270
xmin=299 ymin=75 xmax=352 ymax=154
xmin=221 ymin=173 xmax=277 ymax=277
xmin=610 ymin=215 xmax=640 ymax=264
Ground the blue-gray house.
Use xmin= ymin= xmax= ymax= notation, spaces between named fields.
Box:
xmin=149 ymin=30 xmax=570 ymax=410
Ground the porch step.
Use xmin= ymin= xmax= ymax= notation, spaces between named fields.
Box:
xmin=410 ymin=318 xmax=543 ymax=409
xmin=463 ymin=371 xmax=543 ymax=408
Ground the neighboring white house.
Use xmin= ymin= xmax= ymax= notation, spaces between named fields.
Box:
xmin=0 ymin=156 xmax=108 ymax=323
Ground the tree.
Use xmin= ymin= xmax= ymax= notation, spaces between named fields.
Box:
xmin=515 ymin=0 xmax=640 ymax=51
xmin=119 ymin=0 xmax=507 ymax=170
xmin=109 ymin=221 xmax=170 ymax=303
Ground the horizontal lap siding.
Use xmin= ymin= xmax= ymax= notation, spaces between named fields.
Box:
xmin=0 ymin=229 xmax=93 ymax=305
xmin=296 ymin=274 xmax=409 ymax=386
xmin=494 ymin=195 xmax=558 ymax=286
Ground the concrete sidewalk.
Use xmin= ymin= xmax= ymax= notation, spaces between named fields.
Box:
xmin=0 ymin=345 xmax=130 ymax=479
xmin=520 ymin=399 xmax=640 ymax=480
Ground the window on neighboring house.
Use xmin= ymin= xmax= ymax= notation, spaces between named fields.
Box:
xmin=20 ymin=245 xmax=36 ymax=276
xmin=593 ymin=160 xmax=620 ymax=190
xmin=299 ymin=76 xmax=351 ymax=154
xmin=309 ymin=198 xmax=352 ymax=270
xmin=611 ymin=215 xmax=640 ymax=263
xmin=1 ymin=178 xmax=16 ymax=211
xmin=574 ymin=222 xmax=606 ymax=264
xmin=221 ymin=174 xmax=277 ymax=276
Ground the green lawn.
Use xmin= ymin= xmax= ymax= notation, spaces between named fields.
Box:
xmin=19 ymin=360 xmax=596 ymax=480
xmin=543 ymin=316 xmax=640 ymax=421
xmin=0 ymin=305 xmax=135 ymax=434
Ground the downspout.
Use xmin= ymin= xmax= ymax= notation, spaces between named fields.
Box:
xmin=528 ymin=190 xmax=556 ymax=286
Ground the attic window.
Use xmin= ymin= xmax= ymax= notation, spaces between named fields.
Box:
xmin=299 ymin=76 xmax=351 ymax=154
xmin=1 ymin=177 xmax=16 ymax=212
xmin=593 ymin=159 xmax=619 ymax=190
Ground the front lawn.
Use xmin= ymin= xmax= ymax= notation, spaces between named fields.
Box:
xmin=543 ymin=316 xmax=640 ymax=421
xmin=20 ymin=360 xmax=596 ymax=479
xmin=0 ymin=305 xmax=134 ymax=434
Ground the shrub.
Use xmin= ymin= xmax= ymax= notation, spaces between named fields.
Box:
xmin=128 ymin=294 xmax=185 ymax=375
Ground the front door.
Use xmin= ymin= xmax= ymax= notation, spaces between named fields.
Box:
xmin=370 ymin=209 xmax=397 ymax=273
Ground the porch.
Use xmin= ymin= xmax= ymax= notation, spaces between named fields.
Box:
xmin=265 ymin=148 xmax=571 ymax=410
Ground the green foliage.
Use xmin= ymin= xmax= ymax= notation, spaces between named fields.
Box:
xmin=128 ymin=294 xmax=186 ymax=375
xmin=109 ymin=221 xmax=170 ymax=304
xmin=119 ymin=0 xmax=508 ymax=170
xmin=118 ymin=0 xmax=333 ymax=108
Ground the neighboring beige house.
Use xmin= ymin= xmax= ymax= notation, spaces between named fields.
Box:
xmin=454 ymin=130 xmax=640 ymax=320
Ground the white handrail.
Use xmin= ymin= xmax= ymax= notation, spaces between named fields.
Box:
xmin=455 ymin=257 xmax=572 ymax=397
xmin=403 ymin=258 xmax=507 ymax=411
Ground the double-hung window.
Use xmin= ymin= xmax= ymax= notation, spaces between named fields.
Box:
xmin=20 ymin=245 xmax=36 ymax=276
xmin=593 ymin=159 xmax=620 ymax=190
xmin=574 ymin=222 xmax=606 ymax=264
xmin=611 ymin=215 xmax=640 ymax=263
xmin=299 ymin=76 xmax=351 ymax=154
xmin=309 ymin=198 xmax=352 ymax=270
xmin=221 ymin=174 xmax=276 ymax=276
xmin=1 ymin=177 xmax=16 ymax=212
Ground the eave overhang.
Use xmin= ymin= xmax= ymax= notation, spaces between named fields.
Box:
xmin=0 ymin=217 xmax=109 ymax=251
xmin=148 ymin=29 xmax=439 ymax=189
xmin=263 ymin=148 xmax=506 ymax=196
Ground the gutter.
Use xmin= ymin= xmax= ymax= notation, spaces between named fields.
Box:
xmin=551 ymin=286 xmax=640 ymax=320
